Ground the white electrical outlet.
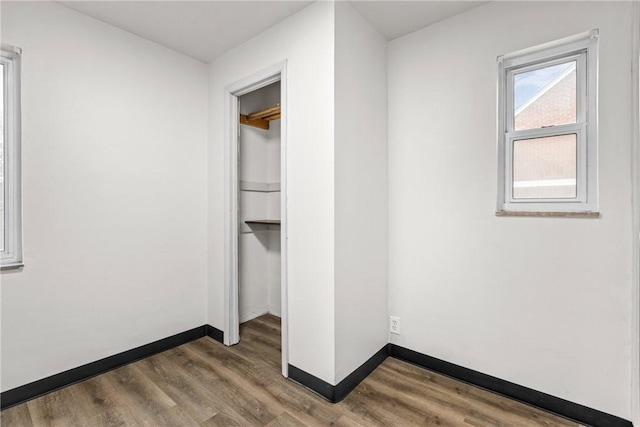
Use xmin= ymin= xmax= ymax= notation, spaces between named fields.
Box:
xmin=389 ymin=316 xmax=400 ymax=335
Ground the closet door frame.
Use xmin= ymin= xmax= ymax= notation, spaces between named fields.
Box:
xmin=223 ymin=61 xmax=289 ymax=378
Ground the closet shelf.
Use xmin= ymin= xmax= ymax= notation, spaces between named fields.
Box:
xmin=240 ymin=104 xmax=281 ymax=130
xmin=245 ymin=220 xmax=281 ymax=226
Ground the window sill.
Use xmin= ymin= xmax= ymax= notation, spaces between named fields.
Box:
xmin=1 ymin=263 xmax=24 ymax=271
xmin=496 ymin=210 xmax=600 ymax=218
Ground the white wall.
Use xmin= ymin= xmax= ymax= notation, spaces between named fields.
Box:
xmin=268 ymin=223 xmax=282 ymax=317
xmin=388 ymin=1 xmax=633 ymax=418
xmin=632 ymin=4 xmax=640 ymax=424
xmin=0 ymin=1 xmax=208 ymax=392
xmin=207 ymin=1 xmax=336 ymax=383
xmin=333 ymin=2 xmax=388 ymax=384
xmin=267 ymin=118 xmax=282 ymax=318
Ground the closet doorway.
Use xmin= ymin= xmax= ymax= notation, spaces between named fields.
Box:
xmin=223 ymin=62 xmax=288 ymax=377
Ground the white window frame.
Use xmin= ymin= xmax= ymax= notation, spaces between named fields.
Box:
xmin=1 ymin=46 xmax=23 ymax=269
xmin=497 ymin=30 xmax=599 ymax=214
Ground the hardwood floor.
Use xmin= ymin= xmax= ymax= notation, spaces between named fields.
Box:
xmin=1 ymin=315 xmax=580 ymax=426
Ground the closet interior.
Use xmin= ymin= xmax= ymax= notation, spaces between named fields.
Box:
xmin=238 ymin=82 xmax=282 ymax=329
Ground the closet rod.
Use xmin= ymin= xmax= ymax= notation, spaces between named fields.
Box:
xmin=239 ymin=104 xmax=281 ymax=130
xmin=248 ymin=105 xmax=280 ymax=121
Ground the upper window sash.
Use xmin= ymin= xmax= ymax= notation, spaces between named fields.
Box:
xmin=505 ymin=52 xmax=587 ymax=133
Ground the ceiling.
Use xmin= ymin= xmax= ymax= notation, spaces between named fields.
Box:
xmin=58 ymin=1 xmax=489 ymax=64
xmin=349 ymin=1 xmax=487 ymax=41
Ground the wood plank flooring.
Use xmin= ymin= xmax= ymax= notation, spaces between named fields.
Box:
xmin=1 ymin=315 xmax=580 ymax=426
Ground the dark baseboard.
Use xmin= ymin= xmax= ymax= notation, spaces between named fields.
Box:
xmin=389 ymin=344 xmax=632 ymax=427
xmin=1 ymin=324 xmax=225 ymax=411
xmin=1 ymin=325 xmax=632 ymax=427
xmin=288 ymin=344 xmax=389 ymax=403
xmin=288 ymin=365 xmax=336 ymax=401
xmin=206 ymin=324 xmax=224 ymax=343
xmin=334 ymin=345 xmax=389 ymax=402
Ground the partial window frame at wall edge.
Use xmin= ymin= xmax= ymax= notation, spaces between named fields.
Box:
xmin=496 ymin=30 xmax=599 ymax=217
xmin=1 ymin=45 xmax=23 ymax=271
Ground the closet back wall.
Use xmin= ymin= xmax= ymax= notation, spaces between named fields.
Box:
xmin=238 ymin=83 xmax=281 ymax=321
xmin=0 ymin=1 xmax=208 ymax=392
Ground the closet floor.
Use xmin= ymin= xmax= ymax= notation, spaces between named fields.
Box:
xmin=2 ymin=315 xmax=579 ymax=426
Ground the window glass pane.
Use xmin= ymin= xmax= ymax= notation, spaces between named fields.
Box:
xmin=0 ymin=63 xmax=4 ymax=252
xmin=514 ymin=61 xmax=576 ymax=131
xmin=513 ymin=134 xmax=577 ymax=199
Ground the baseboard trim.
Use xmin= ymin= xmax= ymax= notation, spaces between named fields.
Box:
xmin=335 ymin=345 xmax=389 ymax=402
xmin=2 ymin=328 xmax=631 ymax=427
xmin=288 ymin=344 xmax=389 ymax=403
xmin=389 ymin=344 xmax=632 ymax=427
xmin=288 ymin=365 xmax=335 ymax=401
xmin=206 ymin=324 xmax=224 ymax=343
xmin=1 ymin=324 xmax=225 ymax=410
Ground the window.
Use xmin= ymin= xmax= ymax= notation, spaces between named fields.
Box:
xmin=497 ymin=31 xmax=599 ymax=214
xmin=1 ymin=46 xmax=22 ymax=269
